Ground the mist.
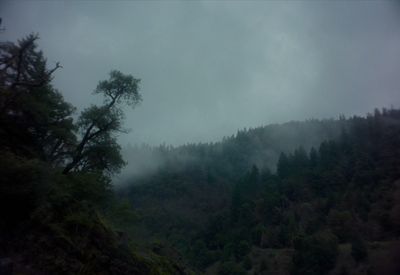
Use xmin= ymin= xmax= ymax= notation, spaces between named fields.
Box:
xmin=117 ymin=117 xmax=346 ymax=186
xmin=2 ymin=1 xmax=400 ymax=147
xmin=3 ymin=2 xmax=400 ymax=273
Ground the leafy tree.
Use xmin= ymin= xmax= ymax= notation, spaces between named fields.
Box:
xmin=0 ymin=34 xmax=77 ymax=228
xmin=0 ymin=34 xmax=75 ymax=163
xmin=63 ymin=70 xmax=141 ymax=176
xmin=0 ymin=34 xmax=192 ymax=275
xmin=0 ymin=34 xmax=141 ymax=225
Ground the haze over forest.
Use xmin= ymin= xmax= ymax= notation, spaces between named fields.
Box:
xmin=2 ymin=1 xmax=400 ymax=275
xmin=3 ymin=1 xmax=400 ymax=146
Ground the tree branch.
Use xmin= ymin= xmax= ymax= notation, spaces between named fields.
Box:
xmin=62 ymin=114 xmax=118 ymax=174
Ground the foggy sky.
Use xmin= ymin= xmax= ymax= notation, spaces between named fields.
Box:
xmin=2 ymin=1 xmax=400 ymax=146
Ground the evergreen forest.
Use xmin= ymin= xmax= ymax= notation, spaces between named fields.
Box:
xmin=1 ymin=31 xmax=400 ymax=275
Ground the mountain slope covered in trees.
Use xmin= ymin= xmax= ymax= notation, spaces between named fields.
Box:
xmin=2 ymin=33 xmax=400 ymax=275
xmin=122 ymin=109 xmax=400 ymax=275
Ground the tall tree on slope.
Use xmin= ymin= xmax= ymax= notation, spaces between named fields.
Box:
xmin=63 ymin=70 xmax=141 ymax=176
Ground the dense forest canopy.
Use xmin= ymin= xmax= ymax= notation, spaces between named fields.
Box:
xmin=119 ymin=117 xmax=345 ymax=184
xmin=2 ymin=2 xmax=400 ymax=275
xmin=1 ymin=33 xmax=400 ymax=275
xmin=121 ymin=109 xmax=400 ymax=274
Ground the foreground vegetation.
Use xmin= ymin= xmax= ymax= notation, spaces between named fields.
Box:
xmin=1 ymin=34 xmax=400 ymax=275
xmin=0 ymin=35 xmax=188 ymax=274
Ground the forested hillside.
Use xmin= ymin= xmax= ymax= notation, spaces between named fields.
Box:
xmin=2 ymin=33 xmax=400 ymax=275
xmin=122 ymin=109 xmax=400 ymax=275
xmin=0 ymin=35 xmax=188 ymax=275
xmin=4 ymin=1 xmax=400 ymax=275
xmin=120 ymin=117 xmax=347 ymax=183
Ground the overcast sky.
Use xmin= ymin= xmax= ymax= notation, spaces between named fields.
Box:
xmin=2 ymin=1 xmax=400 ymax=146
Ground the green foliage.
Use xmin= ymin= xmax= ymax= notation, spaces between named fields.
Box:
xmin=94 ymin=70 xmax=141 ymax=107
xmin=0 ymin=152 xmax=49 ymax=228
xmin=277 ymin=152 xmax=290 ymax=178
xmin=0 ymin=34 xmax=139 ymax=178
xmin=187 ymin=239 xmax=219 ymax=269
xmin=62 ymin=172 xmax=113 ymax=206
xmin=63 ymin=70 xmax=141 ymax=176
xmin=291 ymin=231 xmax=339 ymax=275
xmin=105 ymin=199 xmax=137 ymax=230
xmin=234 ymin=240 xmax=251 ymax=261
xmin=0 ymin=35 xmax=187 ymax=275
xmin=218 ymin=261 xmax=246 ymax=275
xmin=0 ymin=34 xmax=75 ymax=162
xmin=243 ymin=255 xmax=252 ymax=270
xmin=122 ymin=107 xmax=400 ymax=272
xmin=327 ymin=209 xmax=354 ymax=242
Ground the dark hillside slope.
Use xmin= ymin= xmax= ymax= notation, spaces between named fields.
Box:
xmin=121 ymin=117 xmax=348 ymax=250
xmin=122 ymin=108 xmax=400 ymax=274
